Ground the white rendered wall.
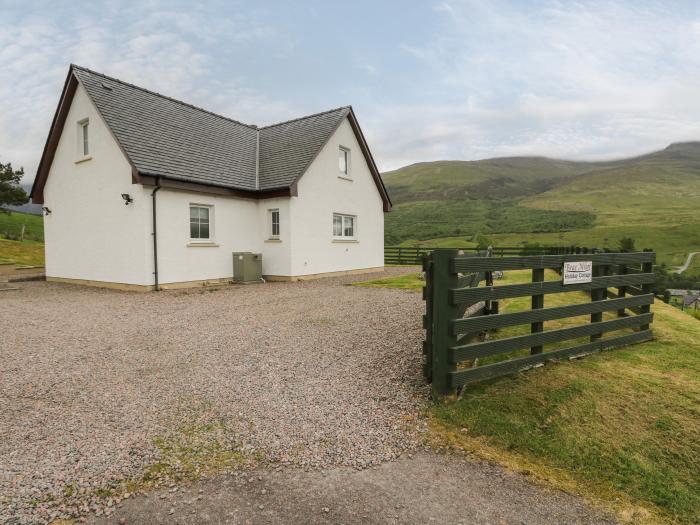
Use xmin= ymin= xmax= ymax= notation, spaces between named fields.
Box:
xmin=42 ymin=90 xmax=383 ymax=286
xmin=42 ymin=83 xmax=153 ymax=285
xmin=257 ymin=197 xmax=292 ymax=277
xmin=289 ymin=118 xmax=385 ymax=276
xmin=154 ymin=190 xmax=263 ymax=284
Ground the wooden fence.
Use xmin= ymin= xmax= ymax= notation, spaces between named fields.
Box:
xmin=387 ymin=245 xmax=590 ymax=266
xmin=423 ymin=249 xmax=655 ymax=396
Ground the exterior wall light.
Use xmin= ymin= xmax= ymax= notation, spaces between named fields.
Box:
xmin=121 ymin=193 xmax=133 ymax=205
xmin=42 ymin=207 xmax=52 ymax=215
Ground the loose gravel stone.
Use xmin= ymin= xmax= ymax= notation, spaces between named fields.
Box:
xmin=0 ymin=268 xmax=427 ymax=524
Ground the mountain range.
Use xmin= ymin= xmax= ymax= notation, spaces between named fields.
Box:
xmin=382 ymin=142 xmax=700 ymax=269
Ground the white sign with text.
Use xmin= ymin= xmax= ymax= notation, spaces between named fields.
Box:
xmin=563 ymin=261 xmax=593 ymax=285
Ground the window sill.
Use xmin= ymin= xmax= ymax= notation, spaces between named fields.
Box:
xmin=187 ymin=242 xmax=219 ymax=247
xmin=75 ymin=156 xmax=92 ymax=164
xmin=265 ymin=238 xmax=282 ymax=243
xmin=337 ymin=175 xmax=353 ymax=181
xmin=332 ymin=239 xmax=358 ymax=243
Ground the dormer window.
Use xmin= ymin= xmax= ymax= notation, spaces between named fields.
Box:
xmin=339 ymin=146 xmax=350 ymax=178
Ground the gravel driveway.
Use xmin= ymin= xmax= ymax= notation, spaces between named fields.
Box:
xmin=1 ymin=268 xmax=427 ymax=523
xmin=1 ymin=269 xmax=614 ymax=525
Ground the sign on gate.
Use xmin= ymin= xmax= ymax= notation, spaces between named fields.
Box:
xmin=563 ymin=261 xmax=593 ymax=285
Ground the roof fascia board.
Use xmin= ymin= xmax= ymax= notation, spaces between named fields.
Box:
xmin=30 ymin=67 xmax=143 ymax=204
xmin=346 ymin=108 xmax=392 ymax=212
xmin=139 ymin=174 xmax=293 ymax=200
xmin=284 ymin=107 xmax=351 ymax=194
xmin=30 ymin=70 xmax=77 ymax=204
xmin=285 ymin=107 xmax=392 ymax=212
xmin=72 ymin=69 xmax=143 ymax=185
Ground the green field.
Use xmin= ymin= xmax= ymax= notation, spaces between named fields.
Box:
xmin=383 ymin=142 xmax=700 ymax=269
xmin=357 ymin=271 xmax=700 ymax=524
xmin=0 ymin=210 xmax=43 ymax=242
xmin=0 ymin=211 xmax=45 ymax=265
xmin=398 ymin=222 xmax=700 ymax=270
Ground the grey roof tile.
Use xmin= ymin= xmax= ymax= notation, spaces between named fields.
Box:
xmin=258 ymin=107 xmax=350 ymax=190
xmin=65 ymin=66 xmax=382 ymax=201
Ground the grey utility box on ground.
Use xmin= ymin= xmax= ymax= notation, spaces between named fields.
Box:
xmin=232 ymin=252 xmax=263 ymax=283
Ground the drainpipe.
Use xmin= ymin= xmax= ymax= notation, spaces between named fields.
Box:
xmin=151 ymin=178 xmax=161 ymax=291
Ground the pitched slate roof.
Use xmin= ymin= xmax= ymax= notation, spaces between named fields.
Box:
xmin=32 ymin=65 xmax=391 ymax=210
xmin=72 ymin=66 xmax=259 ymax=190
xmin=259 ymin=107 xmax=350 ymax=190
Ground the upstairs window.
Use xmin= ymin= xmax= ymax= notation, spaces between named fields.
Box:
xmin=269 ymin=209 xmax=280 ymax=239
xmin=339 ymin=146 xmax=350 ymax=177
xmin=189 ymin=205 xmax=211 ymax=240
xmin=77 ymin=118 xmax=89 ymax=157
xmin=333 ymin=213 xmax=356 ymax=239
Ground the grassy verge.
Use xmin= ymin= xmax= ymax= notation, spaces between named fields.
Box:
xmin=0 ymin=239 xmax=45 ymax=266
xmin=0 ymin=211 xmax=44 ymax=242
xmin=351 ymin=272 xmax=425 ymax=291
xmin=355 ymin=270 xmax=700 ymax=523
xmin=434 ymin=300 xmax=699 ymax=523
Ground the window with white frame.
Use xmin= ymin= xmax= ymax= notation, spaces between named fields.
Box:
xmin=189 ymin=205 xmax=212 ymax=240
xmin=78 ymin=118 xmax=89 ymax=157
xmin=338 ymin=146 xmax=350 ymax=177
xmin=333 ymin=213 xmax=356 ymax=239
xmin=269 ymin=208 xmax=280 ymax=239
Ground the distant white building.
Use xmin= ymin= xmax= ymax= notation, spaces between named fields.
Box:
xmin=31 ymin=65 xmax=391 ymax=290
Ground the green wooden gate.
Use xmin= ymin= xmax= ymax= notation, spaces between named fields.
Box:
xmin=423 ymin=249 xmax=655 ymax=396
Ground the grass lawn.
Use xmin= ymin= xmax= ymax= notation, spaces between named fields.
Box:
xmin=0 ymin=211 xmax=45 ymax=266
xmin=396 ymin=222 xmax=700 ymax=268
xmin=0 ymin=239 xmax=45 ymax=266
xmin=356 ymin=270 xmax=700 ymax=523
xmin=0 ymin=210 xmax=44 ymax=242
xmin=351 ymin=272 xmax=425 ymax=291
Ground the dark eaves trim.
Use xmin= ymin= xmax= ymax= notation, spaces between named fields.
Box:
xmin=30 ymin=70 xmax=77 ymax=204
xmin=138 ymin=174 xmax=295 ymax=199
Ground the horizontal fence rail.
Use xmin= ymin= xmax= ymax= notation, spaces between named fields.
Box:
xmin=452 ymin=294 xmax=654 ymax=334
xmin=450 ymin=330 xmax=652 ymax=387
xmin=385 ymin=245 xmax=593 ymax=266
xmin=422 ymin=248 xmax=655 ymax=396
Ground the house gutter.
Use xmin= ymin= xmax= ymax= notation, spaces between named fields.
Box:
xmin=151 ymin=178 xmax=161 ymax=291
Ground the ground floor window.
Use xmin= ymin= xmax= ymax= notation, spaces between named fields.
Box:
xmin=269 ymin=208 xmax=280 ymax=239
xmin=190 ymin=204 xmax=212 ymax=240
xmin=333 ymin=213 xmax=356 ymax=239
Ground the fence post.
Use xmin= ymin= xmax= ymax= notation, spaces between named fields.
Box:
xmin=431 ymin=249 xmax=459 ymax=397
xmin=590 ymin=263 xmax=607 ymax=341
xmin=617 ymin=264 xmax=627 ymax=317
xmin=640 ymin=249 xmax=654 ymax=331
xmin=422 ymin=253 xmax=433 ymax=381
xmin=531 ymin=267 xmax=545 ymax=354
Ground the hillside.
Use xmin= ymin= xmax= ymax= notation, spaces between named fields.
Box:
xmin=384 ymin=143 xmax=700 ymax=268
xmin=382 ymin=157 xmax=616 ymax=203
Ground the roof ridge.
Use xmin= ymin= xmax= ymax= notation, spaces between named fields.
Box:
xmin=70 ymin=64 xmax=258 ymax=130
xmin=260 ymin=105 xmax=351 ymax=129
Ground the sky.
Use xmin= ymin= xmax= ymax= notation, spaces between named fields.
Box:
xmin=3 ymin=0 xmax=700 ymax=182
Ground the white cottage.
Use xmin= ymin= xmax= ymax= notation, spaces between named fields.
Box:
xmin=31 ymin=65 xmax=391 ymax=290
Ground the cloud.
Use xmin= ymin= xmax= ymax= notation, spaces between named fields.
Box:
xmin=369 ymin=0 xmax=700 ymax=169
xmin=0 ymin=1 xmax=286 ymax=181
xmin=3 ymin=0 xmax=700 ymax=178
